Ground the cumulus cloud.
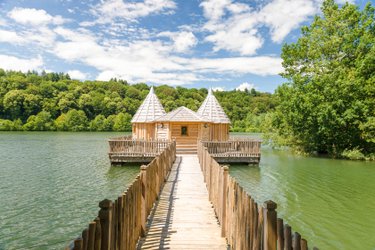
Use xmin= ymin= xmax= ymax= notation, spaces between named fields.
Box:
xmin=201 ymin=0 xmax=262 ymax=55
xmin=1 ymin=3 xmax=286 ymax=86
xmin=8 ymin=7 xmax=67 ymax=26
xmin=236 ymin=82 xmax=256 ymax=91
xmin=259 ymin=0 xmax=318 ymax=43
xmin=0 ymin=29 xmax=26 ymax=44
xmin=67 ymin=70 xmax=88 ymax=80
xmin=158 ymin=31 xmax=198 ymax=53
xmin=0 ymin=54 xmax=43 ymax=71
xmin=85 ymin=0 xmax=176 ymax=25
xmin=200 ymin=0 xmax=322 ymax=54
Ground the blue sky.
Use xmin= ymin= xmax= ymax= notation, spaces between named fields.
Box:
xmin=0 ymin=0 xmax=368 ymax=92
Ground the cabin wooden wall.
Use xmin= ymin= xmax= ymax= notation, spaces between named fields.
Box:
xmin=200 ymin=123 xmax=210 ymax=141
xmin=155 ymin=122 xmax=170 ymax=140
xmin=132 ymin=123 xmax=155 ymax=140
xmin=209 ymin=123 xmax=229 ymax=141
xmin=131 ymin=122 xmax=229 ymax=142
xmin=170 ymin=123 xmax=200 ymax=145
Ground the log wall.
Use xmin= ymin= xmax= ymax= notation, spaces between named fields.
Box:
xmin=67 ymin=141 xmax=176 ymax=250
xmin=197 ymin=142 xmax=317 ymax=250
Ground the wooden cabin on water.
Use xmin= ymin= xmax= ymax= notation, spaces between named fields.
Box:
xmin=131 ymin=87 xmax=230 ymax=154
xmin=108 ymin=87 xmax=261 ymax=163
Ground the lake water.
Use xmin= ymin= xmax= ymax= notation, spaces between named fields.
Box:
xmin=0 ymin=132 xmax=374 ymax=249
xmin=0 ymin=132 xmax=139 ymax=250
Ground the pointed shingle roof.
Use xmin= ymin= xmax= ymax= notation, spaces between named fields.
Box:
xmin=131 ymin=86 xmax=166 ymax=123
xmin=197 ymin=89 xmax=231 ymax=124
xmin=156 ymin=106 xmax=209 ymax=122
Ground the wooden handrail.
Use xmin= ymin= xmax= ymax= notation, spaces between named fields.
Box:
xmin=201 ymin=140 xmax=261 ymax=156
xmin=67 ymin=141 xmax=176 ymax=250
xmin=108 ymin=137 xmax=171 ymax=155
xmin=197 ymin=142 xmax=317 ymax=250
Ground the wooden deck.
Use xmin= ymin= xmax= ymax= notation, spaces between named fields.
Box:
xmin=201 ymin=140 xmax=261 ymax=164
xmin=109 ymin=137 xmax=261 ymax=164
xmin=138 ymin=155 xmax=228 ymax=249
xmin=108 ymin=138 xmax=171 ymax=163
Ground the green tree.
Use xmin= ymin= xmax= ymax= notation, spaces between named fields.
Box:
xmin=275 ymin=0 xmax=375 ymax=156
xmin=23 ymin=111 xmax=54 ymax=131
xmin=113 ymin=113 xmax=132 ymax=131
xmin=90 ymin=114 xmax=106 ymax=131
xmin=55 ymin=109 xmax=88 ymax=131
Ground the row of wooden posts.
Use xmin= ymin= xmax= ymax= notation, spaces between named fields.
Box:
xmin=67 ymin=141 xmax=176 ymax=250
xmin=197 ymin=142 xmax=317 ymax=250
xmin=201 ymin=140 xmax=261 ymax=156
xmin=108 ymin=137 xmax=171 ymax=155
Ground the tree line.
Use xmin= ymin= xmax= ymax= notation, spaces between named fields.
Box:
xmin=0 ymin=69 xmax=274 ymax=133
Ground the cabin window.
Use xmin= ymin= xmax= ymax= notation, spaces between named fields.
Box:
xmin=181 ymin=126 xmax=188 ymax=136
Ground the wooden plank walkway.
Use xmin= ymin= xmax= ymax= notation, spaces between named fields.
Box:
xmin=138 ymin=155 xmax=228 ymax=249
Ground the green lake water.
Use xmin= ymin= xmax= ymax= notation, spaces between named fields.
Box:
xmin=0 ymin=132 xmax=374 ymax=249
xmin=0 ymin=132 xmax=139 ymax=250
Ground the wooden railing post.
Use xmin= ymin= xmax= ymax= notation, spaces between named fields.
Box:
xmin=293 ymin=232 xmax=301 ymax=250
xmin=94 ymin=217 xmax=101 ymax=250
xmin=277 ymin=218 xmax=284 ymax=250
xmin=73 ymin=238 xmax=83 ymax=250
xmin=284 ymin=224 xmax=292 ymax=250
xmin=88 ymin=221 xmax=96 ymax=250
xmin=263 ymin=200 xmax=277 ymax=250
xmin=140 ymin=165 xmax=147 ymax=237
xmin=221 ymin=165 xmax=229 ymax=237
xmin=98 ymin=199 xmax=113 ymax=250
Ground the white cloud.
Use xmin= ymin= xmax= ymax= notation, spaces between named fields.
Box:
xmin=0 ymin=54 xmax=43 ymax=71
xmin=48 ymin=25 xmax=283 ymax=85
xmin=200 ymin=0 xmax=322 ymax=54
xmin=158 ymin=31 xmax=198 ymax=53
xmin=0 ymin=29 xmax=26 ymax=44
xmin=236 ymin=82 xmax=256 ymax=91
xmin=183 ymin=56 xmax=282 ymax=76
xmin=67 ymin=70 xmax=88 ymax=80
xmin=259 ymin=0 xmax=318 ymax=43
xmin=87 ymin=0 xmax=176 ymax=25
xmin=8 ymin=7 xmax=67 ymax=26
xmin=201 ymin=0 xmax=262 ymax=55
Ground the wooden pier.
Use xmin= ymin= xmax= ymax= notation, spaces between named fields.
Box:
xmin=138 ymin=155 xmax=227 ymax=249
xmin=68 ymin=141 xmax=316 ymax=250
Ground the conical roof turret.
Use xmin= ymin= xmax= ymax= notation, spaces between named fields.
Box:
xmin=197 ymin=88 xmax=230 ymax=124
xmin=131 ymin=86 xmax=166 ymax=123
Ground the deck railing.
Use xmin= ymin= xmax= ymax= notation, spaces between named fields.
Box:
xmin=201 ymin=140 xmax=261 ymax=156
xmin=108 ymin=137 xmax=171 ymax=161
xmin=67 ymin=141 xmax=176 ymax=250
xmin=198 ymin=142 xmax=316 ymax=250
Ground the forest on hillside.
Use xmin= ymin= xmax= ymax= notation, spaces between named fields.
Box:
xmin=0 ymin=69 xmax=275 ymax=133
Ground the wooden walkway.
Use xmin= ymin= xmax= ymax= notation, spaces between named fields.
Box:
xmin=138 ymin=155 xmax=228 ymax=249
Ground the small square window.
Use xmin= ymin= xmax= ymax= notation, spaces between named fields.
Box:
xmin=181 ymin=126 xmax=188 ymax=136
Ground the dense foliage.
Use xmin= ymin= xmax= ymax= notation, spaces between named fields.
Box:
xmin=273 ymin=0 xmax=374 ymax=158
xmin=0 ymin=69 xmax=274 ymax=132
